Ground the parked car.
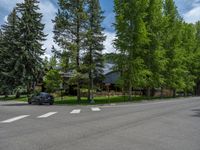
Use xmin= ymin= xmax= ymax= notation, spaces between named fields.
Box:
xmin=28 ymin=92 xmax=54 ymax=105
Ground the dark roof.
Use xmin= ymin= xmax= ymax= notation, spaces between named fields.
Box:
xmin=103 ymin=63 xmax=114 ymax=74
xmin=103 ymin=71 xmax=120 ymax=84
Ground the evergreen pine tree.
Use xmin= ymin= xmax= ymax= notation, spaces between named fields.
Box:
xmin=0 ymin=29 xmax=3 ymax=75
xmin=16 ymin=0 xmax=46 ymax=94
xmin=0 ymin=28 xmax=5 ymax=94
xmin=53 ymin=0 xmax=88 ymax=102
xmin=84 ymin=0 xmax=106 ymax=103
xmin=0 ymin=9 xmax=20 ymax=96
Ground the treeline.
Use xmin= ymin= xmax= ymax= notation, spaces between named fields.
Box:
xmin=0 ymin=0 xmax=46 ymax=98
xmin=113 ymin=0 xmax=200 ymax=99
xmin=0 ymin=0 xmax=105 ymax=102
xmin=52 ymin=0 xmax=105 ymax=103
xmin=0 ymin=0 xmax=200 ymax=101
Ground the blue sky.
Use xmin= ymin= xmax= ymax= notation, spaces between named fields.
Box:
xmin=0 ymin=0 xmax=200 ymax=56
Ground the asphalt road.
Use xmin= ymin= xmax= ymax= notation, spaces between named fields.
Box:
xmin=0 ymin=97 xmax=200 ymax=150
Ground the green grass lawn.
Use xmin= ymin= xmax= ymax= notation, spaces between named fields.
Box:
xmin=0 ymin=94 xmax=176 ymax=105
xmin=0 ymin=95 xmax=28 ymax=102
xmin=54 ymin=95 xmax=148 ymax=105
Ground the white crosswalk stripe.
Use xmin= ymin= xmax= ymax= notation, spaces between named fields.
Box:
xmin=91 ymin=107 xmax=101 ymax=112
xmin=70 ymin=109 xmax=81 ymax=114
xmin=1 ymin=108 xmax=103 ymax=123
xmin=37 ymin=112 xmax=57 ymax=118
xmin=1 ymin=115 xmax=30 ymax=123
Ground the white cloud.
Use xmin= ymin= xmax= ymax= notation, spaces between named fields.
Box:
xmin=38 ymin=1 xmax=57 ymax=56
xmin=3 ymin=15 xmax=8 ymax=22
xmin=103 ymin=32 xmax=116 ymax=54
xmin=183 ymin=0 xmax=200 ymax=23
xmin=184 ymin=6 xmax=200 ymax=23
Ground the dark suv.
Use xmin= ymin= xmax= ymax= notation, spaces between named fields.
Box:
xmin=28 ymin=92 xmax=54 ymax=105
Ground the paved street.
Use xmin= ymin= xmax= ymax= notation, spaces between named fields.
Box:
xmin=0 ymin=97 xmax=200 ymax=150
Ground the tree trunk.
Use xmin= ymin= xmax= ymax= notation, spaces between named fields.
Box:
xmin=76 ymin=9 xmax=81 ymax=103
xmin=27 ymin=83 xmax=32 ymax=98
xmin=160 ymin=87 xmax=164 ymax=99
xmin=173 ymin=89 xmax=176 ymax=98
xmin=15 ymin=91 xmax=21 ymax=99
xmin=128 ymin=84 xmax=132 ymax=101
xmin=150 ymin=88 xmax=155 ymax=97
xmin=77 ymin=82 xmax=81 ymax=103
xmin=88 ymin=86 xmax=91 ymax=102
xmin=147 ymin=87 xmax=151 ymax=98
xmin=88 ymin=70 xmax=94 ymax=103
xmin=184 ymin=91 xmax=187 ymax=97
xmin=4 ymin=92 xmax=8 ymax=98
xmin=195 ymin=81 xmax=199 ymax=96
xmin=87 ymin=32 xmax=94 ymax=103
xmin=41 ymin=84 xmax=45 ymax=92
xmin=123 ymin=88 xmax=126 ymax=102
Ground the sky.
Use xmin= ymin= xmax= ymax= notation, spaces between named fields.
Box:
xmin=0 ymin=0 xmax=200 ymax=58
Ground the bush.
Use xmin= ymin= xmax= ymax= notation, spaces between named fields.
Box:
xmin=43 ymin=69 xmax=62 ymax=93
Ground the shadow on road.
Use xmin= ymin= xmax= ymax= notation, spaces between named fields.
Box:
xmin=0 ymin=103 xmax=53 ymax=107
xmin=191 ymin=109 xmax=200 ymax=118
xmin=0 ymin=103 xmax=29 ymax=106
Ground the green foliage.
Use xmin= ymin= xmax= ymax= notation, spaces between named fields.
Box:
xmin=44 ymin=69 xmax=62 ymax=93
xmin=113 ymin=0 xmax=200 ymax=96
xmin=162 ymin=0 xmax=183 ymax=92
xmin=49 ymin=55 xmax=58 ymax=69
xmin=0 ymin=0 xmax=46 ymax=95
xmin=145 ymin=0 xmax=166 ymax=89
xmin=0 ymin=9 xmax=21 ymax=94
xmin=114 ymin=0 xmax=150 ymax=99
xmin=15 ymin=0 xmax=46 ymax=88
xmin=59 ymin=51 xmax=70 ymax=72
xmin=1 ymin=0 xmax=200 ymax=98
xmin=53 ymin=0 xmax=88 ymax=101
xmin=84 ymin=0 xmax=106 ymax=101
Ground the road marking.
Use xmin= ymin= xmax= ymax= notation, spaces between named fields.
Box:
xmin=91 ymin=107 xmax=101 ymax=112
xmin=1 ymin=115 xmax=30 ymax=123
xmin=70 ymin=109 xmax=81 ymax=114
xmin=37 ymin=112 xmax=57 ymax=118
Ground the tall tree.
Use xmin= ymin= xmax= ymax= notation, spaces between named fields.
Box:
xmin=180 ymin=23 xmax=197 ymax=94
xmin=114 ymin=0 xmax=150 ymax=100
xmin=193 ymin=22 xmax=200 ymax=95
xmin=0 ymin=29 xmax=4 ymax=78
xmin=0 ymin=9 xmax=20 ymax=97
xmin=163 ymin=0 xmax=184 ymax=97
xmin=84 ymin=0 xmax=106 ymax=103
xmin=196 ymin=21 xmax=200 ymax=44
xmin=145 ymin=0 xmax=166 ymax=97
xmin=53 ymin=0 xmax=88 ymax=102
xmin=16 ymin=0 xmax=46 ymax=94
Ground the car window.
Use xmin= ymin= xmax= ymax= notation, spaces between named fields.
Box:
xmin=40 ymin=93 xmax=47 ymax=97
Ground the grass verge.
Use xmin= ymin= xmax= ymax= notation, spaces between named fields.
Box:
xmin=0 ymin=95 xmax=177 ymax=105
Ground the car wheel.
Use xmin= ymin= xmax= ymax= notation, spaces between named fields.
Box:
xmin=28 ymin=100 xmax=32 ymax=104
xmin=38 ymin=99 xmax=43 ymax=105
